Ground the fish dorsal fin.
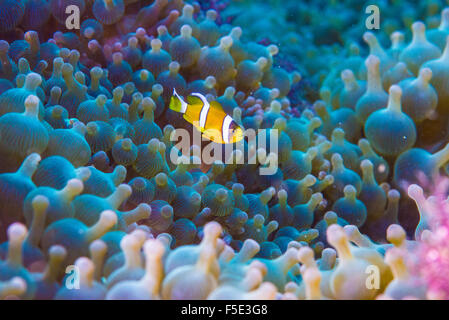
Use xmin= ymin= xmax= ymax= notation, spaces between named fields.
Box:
xmin=187 ymin=95 xmax=204 ymax=106
xmin=210 ymin=101 xmax=224 ymax=112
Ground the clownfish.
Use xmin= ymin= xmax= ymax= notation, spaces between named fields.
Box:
xmin=169 ymin=89 xmax=244 ymax=144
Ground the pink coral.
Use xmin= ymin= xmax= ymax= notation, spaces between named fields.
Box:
xmin=410 ymin=178 xmax=449 ymax=299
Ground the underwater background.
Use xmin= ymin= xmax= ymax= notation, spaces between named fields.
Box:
xmin=0 ymin=0 xmax=448 ymax=300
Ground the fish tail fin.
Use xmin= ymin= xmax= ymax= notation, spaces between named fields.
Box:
xmin=169 ymin=88 xmax=187 ymax=114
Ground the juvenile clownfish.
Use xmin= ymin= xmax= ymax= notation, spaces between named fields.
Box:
xmin=169 ymin=89 xmax=244 ymax=144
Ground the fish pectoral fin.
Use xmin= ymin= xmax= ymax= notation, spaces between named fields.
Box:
xmin=202 ymin=128 xmax=224 ymax=144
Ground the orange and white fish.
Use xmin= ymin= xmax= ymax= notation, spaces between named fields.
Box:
xmin=169 ymin=89 xmax=244 ymax=144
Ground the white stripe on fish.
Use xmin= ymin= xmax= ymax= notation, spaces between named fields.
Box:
xmin=222 ymin=115 xmax=233 ymax=144
xmin=193 ymin=92 xmax=210 ymax=129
